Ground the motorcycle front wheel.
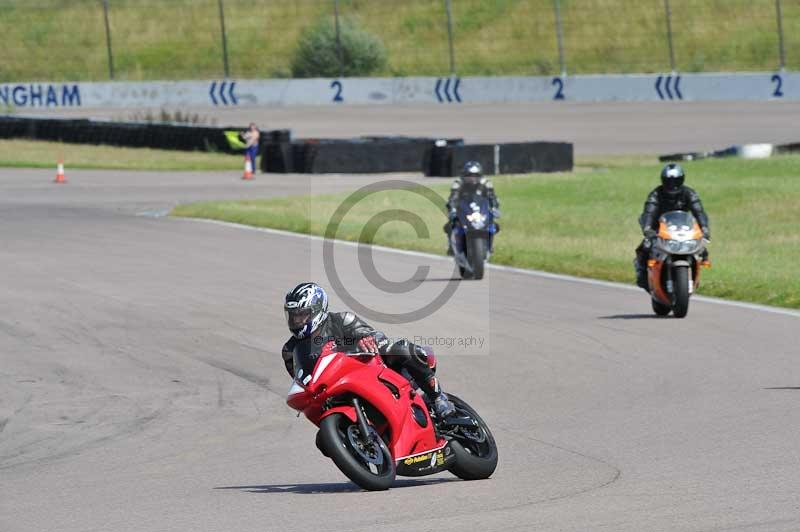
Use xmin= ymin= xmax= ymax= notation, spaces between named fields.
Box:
xmin=652 ymin=298 xmax=671 ymax=316
xmin=319 ymin=413 xmax=395 ymax=491
xmin=467 ymin=237 xmax=488 ymax=280
xmin=672 ymin=266 xmax=690 ymax=318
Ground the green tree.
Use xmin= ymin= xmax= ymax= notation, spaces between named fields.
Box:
xmin=291 ymin=17 xmax=387 ymax=78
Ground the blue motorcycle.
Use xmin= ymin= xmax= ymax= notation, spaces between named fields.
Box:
xmin=450 ymin=196 xmax=498 ymax=280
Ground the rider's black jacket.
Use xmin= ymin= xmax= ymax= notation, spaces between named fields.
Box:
xmin=446 ymin=177 xmax=500 ymax=212
xmin=640 ymin=185 xmax=709 ymax=235
xmin=280 ymin=312 xmax=437 ymax=396
xmin=281 ymin=312 xmax=380 ymax=376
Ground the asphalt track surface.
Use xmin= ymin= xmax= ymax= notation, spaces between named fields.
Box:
xmin=23 ymin=100 xmax=800 ymax=156
xmin=2 ymin=103 xmax=800 ymax=531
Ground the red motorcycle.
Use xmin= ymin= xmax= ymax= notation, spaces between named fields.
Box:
xmin=286 ymin=339 xmax=498 ymax=491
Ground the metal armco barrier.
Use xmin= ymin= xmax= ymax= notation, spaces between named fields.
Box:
xmin=0 ymin=73 xmax=796 ymax=111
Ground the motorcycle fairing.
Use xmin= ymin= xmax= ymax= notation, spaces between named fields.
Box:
xmin=453 ymin=197 xmax=496 ymax=256
xmin=287 ymin=342 xmax=446 ymax=462
xmin=648 ymin=253 xmax=703 ymax=306
xmin=394 ymin=442 xmax=456 ymax=477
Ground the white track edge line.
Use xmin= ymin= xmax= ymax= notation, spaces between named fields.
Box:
xmin=175 ymin=216 xmax=800 ymax=319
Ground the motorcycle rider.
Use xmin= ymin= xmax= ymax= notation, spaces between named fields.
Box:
xmin=634 ymin=163 xmax=711 ymax=289
xmin=281 ymin=282 xmax=456 ymax=418
xmin=444 ymin=161 xmax=501 ymax=255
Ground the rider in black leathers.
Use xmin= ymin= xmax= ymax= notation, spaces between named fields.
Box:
xmin=281 ymin=282 xmax=456 ymax=418
xmin=444 ymin=161 xmax=500 ymax=255
xmin=634 ymin=163 xmax=711 ymax=289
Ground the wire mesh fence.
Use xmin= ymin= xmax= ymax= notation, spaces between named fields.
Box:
xmin=669 ymin=0 xmax=784 ymax=72
xmin=0 ymin=0 xmax=794 ymax=82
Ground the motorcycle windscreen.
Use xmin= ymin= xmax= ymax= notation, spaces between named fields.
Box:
xmin=659 ymin=211 xmax=696 ymax=232
xmin=457 ymin=196 xmax=492 ymax=229
xmin=292 ymin=338 xmax=325 ymax=385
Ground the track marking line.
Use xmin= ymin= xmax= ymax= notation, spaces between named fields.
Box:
xmin=136 ymin=209 xmax=170 ymax=218
xmin=175 ymin=216 xmax=800 ymax=319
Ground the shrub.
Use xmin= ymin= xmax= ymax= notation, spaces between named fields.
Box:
xmin=291 ymin=17 xmax=387 ymax=78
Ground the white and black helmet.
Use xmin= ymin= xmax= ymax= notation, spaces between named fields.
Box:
xmin=284 ymin=282 xmax=329 ymax=339
xmin=462 ymin=161 xmax=483 ymax=176
xmin=462 ymin=161 xmax=483 ymax=185
xmin=660 ymin=163 xmax=685 ymax=194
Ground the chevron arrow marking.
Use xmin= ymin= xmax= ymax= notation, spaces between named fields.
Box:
xmin=655 ymin=75 xmax=664 ymax=100
xmin=228 ymin=81 xmax=238 ymax=105
xmin=209 ymin=81 xmax=218 ymax=105
xmin=219 ymin=81 xmax=229 ymax=105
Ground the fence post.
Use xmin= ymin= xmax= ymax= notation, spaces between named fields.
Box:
xmin=663 ymin=0 xmax=676 ymax=72
xmin=444 ymin=0 xmax=456 ymax=75
xmin=775 ymin=0 xmax=786 ymax=71
xmin=332 ymin=0 xmax=344 ymax=78
xmin=102 ymin=0 xmax=115 ymax=80
xmin=552 ymin=0 xmax=566 ymax=76
xmin=218 ymin=0 xmax=230 ymax=78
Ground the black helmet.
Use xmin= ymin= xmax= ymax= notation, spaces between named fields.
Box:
xmin=461 ymin=161 xmax=482 ymax=185
xmin=660 ymin=163 xmax=685 ymax=194
xmin=284 ymin=282 xmax=329 ymax=339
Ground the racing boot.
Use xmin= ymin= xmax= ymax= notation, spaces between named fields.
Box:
xmin=444 ymin=223 xmax=454 ymax=256
xmin=634 ymin=257 xmax=648 ymax=290
xmin=423 ymin=376 xmax=455 ymax=419
xmin=433 ymin=392 xmax=456 ymax=418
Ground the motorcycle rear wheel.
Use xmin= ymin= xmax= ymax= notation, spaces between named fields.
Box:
xmin=444 ymin=394 xmax=498 ymax=480
xmin=319 ymin=413 xmax=395 ymax=491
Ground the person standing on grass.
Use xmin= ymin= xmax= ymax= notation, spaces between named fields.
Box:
xmin=242 ymin=123 xmax=260 ymax=172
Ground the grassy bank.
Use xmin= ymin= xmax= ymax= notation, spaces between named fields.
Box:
xmin=0 ymin=139 xmax=241 ymax=171
xmin=2 ymin=0 xmax=796 ymax=81
xmin=173 ymin=156 xmax=800 ymax=309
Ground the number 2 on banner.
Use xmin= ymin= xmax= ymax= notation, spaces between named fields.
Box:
xmin=330 ymin=80 xmax=344 ymax=103
xmin=552 ymin=77 xmax=565 ymax=101
xmin=771 ymin=74 xmax=783 ymax=98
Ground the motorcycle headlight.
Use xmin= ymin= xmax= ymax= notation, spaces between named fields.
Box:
xmin=664 ymin=239 xmax=682 ymax=253
xmin=661 ymin=239 xmax=698 ymax=253
xmin=466 ymin=212 xmax=487 ymax=229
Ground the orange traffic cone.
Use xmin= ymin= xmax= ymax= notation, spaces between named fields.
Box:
xmin=54 ymin=160 xmax=66 ymax=184
xmin=242 ymin=154 xmax=254 ymax=180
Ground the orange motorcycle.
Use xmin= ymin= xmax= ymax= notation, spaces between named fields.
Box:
xmin=646 ymin=211 xmax=710 ymax=318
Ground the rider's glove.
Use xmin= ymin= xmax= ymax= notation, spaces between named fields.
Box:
xmin=491 ymin=208 xmax=501 ymax=219
xmin=357 ymin=335 xmax=379 ymax=354
xmin=701 ymin=226 xmax=711 ymax=241
xmin=643 ymin=228 xmax=657 ymax=239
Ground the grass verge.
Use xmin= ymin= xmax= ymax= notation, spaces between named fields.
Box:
xmin=173 ymin=155 xmax=800 ymax=309
xmin=0 ymin=139 xmax=241 ymax=171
